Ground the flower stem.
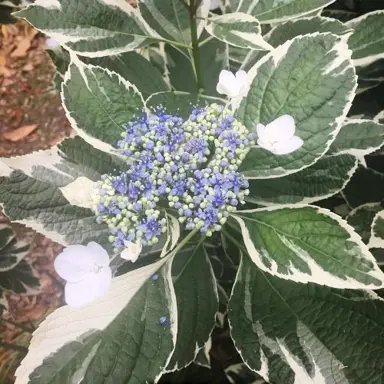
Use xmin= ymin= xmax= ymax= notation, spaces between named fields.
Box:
xmin=189 ymin=7 xmax=204 ymax=92
xmin=172 ymin=227 xmax=200 ymax=256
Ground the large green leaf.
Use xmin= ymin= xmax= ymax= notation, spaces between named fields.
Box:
xmin=329 ymin=119 xmax=384 ymax=159
xmin=140 ymin=0 xmax=209 ymax=45
xmin=229 ymin=205 xmax=384 ymax=288
xmin=347 ymin=10 xmax=384 ymax=67
xmin=166 ymin=36 xmax=228 ymax=96
xmin=347 ymin=203 xmax=383 ymax=244
xmin=228 ymin=254 xmax=384 ymax=384
xmin=83 ymin=52 xmax=169 ymax=98
xmin=238 ymin=33 xmax=356 ymax=179
xmin=62 ymin=61 xmax=145 ymax=153
xmin=242 ymin=16 xmax=352 ymax=72
xmin=267 ymin=16 xmax=352 ymax=45
xmin=205 ymin=13 xmax=272 ymax=50
xmin=247 ymin=154 xmax=357 ymax=205
xmin=0 ymin=171 xmax=110 ymax=248
xmin=0 ymin=224 xmax=39 ymax=295
xmin=15 ymin=259 xmax=176 ymax=384
xmin=15 ymin=0 xmax=154 ymax=56
xmin=28 ymin=331 xmax=102 ymax=384
xmin=167 ymin=244 xmax=218 ymax=371
xmin=230 ymin=0 xmax=336 ymax=23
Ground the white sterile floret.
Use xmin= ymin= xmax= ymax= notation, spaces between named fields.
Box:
xmin=45 ymin=37 xmax=60 ymax=50
xmin=216 ymin=70 xmax=250 ymax=99
xmin=256 ymin=114 xmax=304 ymax=155
xmin=210 ymin=0 xmax=221 ymax=10
xmin=120 ymin=241 xmax=142 ymax=263
xmin=54 ymin=242 xmax=112 ymax=307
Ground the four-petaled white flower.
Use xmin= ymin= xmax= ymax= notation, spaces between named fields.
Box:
xmin=256 ymin=114 xmax=304 ymax=155
xmin=210 ymin=0 xmax=221 ymax=10
xmin=54 ymin=242 xmax=112 ymax=307
xmin=121 ymin=241 xmax=142 ymax=263
xmin=216 ymin=70 xmax=250 ymax=100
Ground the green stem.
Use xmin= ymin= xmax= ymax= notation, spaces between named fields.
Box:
xmin=0 ymin=341 xmax=28 ymax=354
xmin=172 ymin=227 xmax=200 ymax=256
xmin=189 ymin=10 xmax=204 ymax=92
xmin=1 ymin=318 xmax=34 ymax=333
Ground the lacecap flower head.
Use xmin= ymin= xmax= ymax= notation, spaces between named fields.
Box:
xmin=92 ymin=104 xmax=255 ymax=255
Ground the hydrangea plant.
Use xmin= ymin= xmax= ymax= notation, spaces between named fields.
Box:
xmin=2 ymin=0 xmax=384 ymax=382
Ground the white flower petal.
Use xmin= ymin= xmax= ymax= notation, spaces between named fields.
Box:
xmin=257 ymin=138 xmax=271 ymax=152
xmin=86 ymin=242 xmax=110 ymax=267
xmin=256 ymin=123 xmax=267 ymax=143
xmin=216 ymin=70 xmax=239 ymax=98
xmin=54 ymin=245 xmax=96 ymax=283
xmin=121 ymin=241 xmax=142 ymax=263
xmin=235 ymin=70 xmax=250 ymax=97
xmin=64 ymin=267 xmax=112 ymax=307
xmin=265 ymin=114 xmax=296 ymax=142
xmin=272 ymin=135 xmax=304 ymax=155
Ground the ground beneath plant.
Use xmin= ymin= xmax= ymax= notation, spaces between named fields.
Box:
xmin=0 ymin=20 xmax=71 ymax=383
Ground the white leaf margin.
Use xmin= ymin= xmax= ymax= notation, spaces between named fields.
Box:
xmin=228 ymin=253 xmax=384 ymax=384
xmin=231 ymin=204 xmax=384 ymax=289
xmin=17 ymin=0 xmax=158 ymax=58
xmin=329 ymin=118 xmax=384 ymax=166
xmin=346 ymin=10 xmax=384 ymax=67
xmin=205 ymin=12 xmax=273 ymax=50
xmin=237 ymin=0 xmax=337 ymax=24
xmin=165 ymin=245 xmax=218 ymax=373
xmin=14 ymin=256 xmax=177 ymax=384
xmin=1 ymin=146 xmax=74 ymax=185
xmin=368 ymin=210 xmax=384 ymax=249
xmin=61 ymin=54 xmax=144 ymax=156
xmin=245 ymin=154 xmax=358 ymax=206
xmin=161 ymin=214 xmax=180 ymax=258
xmin=239 ymin=32 xmax=357 ymax=180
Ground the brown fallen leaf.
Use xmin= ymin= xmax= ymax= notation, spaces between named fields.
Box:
xmin=22 ymin=63 xmax=34 ymax=72
xmin=11 ymin=37 xmax=32 ymax=58
xmin=3 ymin=124 xmax=38 ymax=141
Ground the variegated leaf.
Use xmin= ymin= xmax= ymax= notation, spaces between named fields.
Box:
xmin=205 ymin=13 xmax=272 ymax=50
xmin=139 ymin=0 xmax=209 ymax=45
xmin=166 ymin=244 xmax=218 ymax=371
xmin=347 ymin=10 xmax=384 ymax=67
xmin=15 ymin=0 xmax=155 ymax=57
xmin=347 ymin=202 xmax=383 ymax=244
xmin=229 ymin=253 xmax=384 ymax=384
xmin=62 ymin=59 xmax=145 ymax=153
xmin=329 ymin=119 xmax=384 ymax=163
xmin=229 ymin=205 xmax=384 ymax=289
xmin=229 ymin=0 xmax=336 ymax=23
xmin=15 ymin=258 xmax=176 ymax=384
xmin=238 ymin=33 xmax=357 ymax=179
xmin=246 ymin=154 xmax=357 ymax=205
xmin=368 ymin=210 xmax=384 ymax=249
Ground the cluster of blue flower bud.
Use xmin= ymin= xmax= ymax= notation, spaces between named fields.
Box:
xmin=93 ymin=104 xmax=254 ymax=251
